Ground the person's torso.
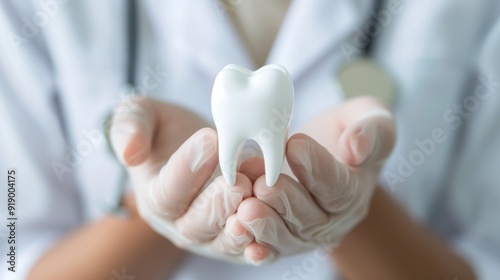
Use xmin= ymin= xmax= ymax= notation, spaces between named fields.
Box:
xmin=27 ymin=0 xmax=500 ymax=279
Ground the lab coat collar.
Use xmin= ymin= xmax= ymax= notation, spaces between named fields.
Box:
xmin=177 ymin=0 xmax=372 ymax=80
xmin=172 ymin=0 xmax=254 ymax=80
xmin=268 ymin=0 xmax=372 ymax=79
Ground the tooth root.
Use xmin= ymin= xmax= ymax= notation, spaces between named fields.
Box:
xmin=218 ymin=136 xmax=244 ymax=186
xmin=259 ymin=136 xmax=287 ymax=187
xmin=212 ymin=64 xmax=294 ymax=188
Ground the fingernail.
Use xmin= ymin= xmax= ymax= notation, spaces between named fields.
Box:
xmin=110 ymin=124 xmax=136 ymax=163
xmin=351 ymin=125 xmax=377 ymax=164
xmin=249 ymin=257 xmax=267 ymax=266
xmin=190 ymin=131 xmax=217 ymax=172
xmin=350 ymin=108 xmax=390 ymax=165
xmin=356 ymin=108 xmax=393 ymax=122
xmin=245 ymin=249 xmax=274 ymax=267
xmin=126 ymin=146 xmax=148 ymax=166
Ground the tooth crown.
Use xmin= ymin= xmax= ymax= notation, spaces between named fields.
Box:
xmin=212 ymin=64 xmax=294 ymax=187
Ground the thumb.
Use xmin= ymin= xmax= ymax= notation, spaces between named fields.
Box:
xmin=109 ymin=97 xmax=155 ymax=166
xmin=338 ymin=108 xmax=396 ymax=166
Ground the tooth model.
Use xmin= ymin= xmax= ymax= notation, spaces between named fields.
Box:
xmin=211 ymin=64 xmax=294 ymax=187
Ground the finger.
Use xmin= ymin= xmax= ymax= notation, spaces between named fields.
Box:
xmin=244 ymin=242 xmax=277 ymax=266
xmin=253 ymin=174 xmax=329 ymax=241
xmin=175 ymin=173 xmax=252 ymax=243
xmin=110 ymin=96 xmax=155 ymax=166
xmin=237 ymin=198 xmax=314 ymax=256
xmin=211 ymin=214 xmax=254 ymax=255
xmin=150 ymin=104 xmax=212 ymax=167
xmin=145 ymin=128 xmax=219 ymax=219
xmin=337 ymin=107 xmax=395 ymax=166
xmin=238 ymin=156 xmax=265 ymax=184
xmin=298 ymin=97 xmax=395 ymax=166
xmin=286 ymin=134 xmax=359 ymax=213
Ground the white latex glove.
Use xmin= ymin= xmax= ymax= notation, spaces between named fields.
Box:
xmin=236 ymin=97 xmax=396 ymax=258
xmin=109 ymin=97 xmax=273 ymax=265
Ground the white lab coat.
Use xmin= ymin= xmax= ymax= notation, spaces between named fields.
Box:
xmin=0 ymin=0 xmax=499 ymax=279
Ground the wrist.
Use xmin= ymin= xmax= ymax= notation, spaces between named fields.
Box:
xmin=330 ymin=187 xmax=476 ymax=280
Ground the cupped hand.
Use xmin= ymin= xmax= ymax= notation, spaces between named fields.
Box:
xmin=236 ymin=97 xmax=396 ymax=260
xmin=109 ymin=96 xmax=272 ymax=264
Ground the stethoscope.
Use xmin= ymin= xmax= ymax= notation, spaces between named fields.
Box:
xmin=101 ymin=0 xmax=139 ymax=215
xmin=337 ymin=0 xmax=397 ymax=106
xmin=104 ymin=0 xmax=396 ymax=213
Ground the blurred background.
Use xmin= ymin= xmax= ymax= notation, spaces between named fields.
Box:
xmin=0 ymin=0 xmax=499 ymax=279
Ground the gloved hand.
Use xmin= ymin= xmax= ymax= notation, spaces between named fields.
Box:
xmin=236 ymin=97 xmax=396 ymax=259
xmin=109 ymin=96 xmax=273 ymax=264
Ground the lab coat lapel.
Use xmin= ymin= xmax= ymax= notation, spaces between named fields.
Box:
xmin=173 ymin=0 xmax=254 ymax=79
xmin=172 ymin=0 xmax=372 ymax=80
xmin=268 ymin=0 xmax=373 ymax=80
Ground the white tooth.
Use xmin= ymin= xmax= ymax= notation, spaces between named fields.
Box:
xmin=211 ymin=64 xmax=294 ymax=187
